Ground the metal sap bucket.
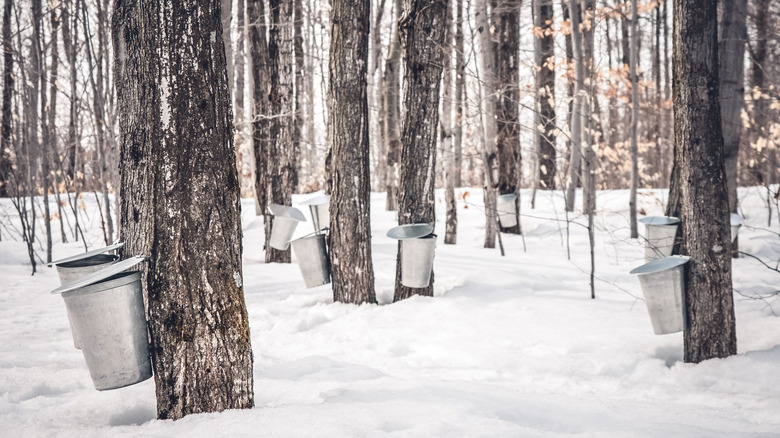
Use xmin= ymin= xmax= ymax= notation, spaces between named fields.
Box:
xmin=290 ymin=233 xmax=331 ymax=288
xmin=630 ymin=256 xmax=690 ymax=335
xmin=639 ymin=216 xmax=680 ymax=262
xmin=388 ymin=224 xmax=436 ymax=289
xmin=300 ymin=194 xmax=330 ymax=233
xmin=730 ymin=213 xmax=742 ymax=242
xmin=268 ymin=204 xmax=307 ymax=250
xmin=49 ymin=243 xmax=125 ymax=349
xmin=52 ymin=256 xmax=152 ymax=390
xmin=496 ymin=193 xmax=518 ymax=228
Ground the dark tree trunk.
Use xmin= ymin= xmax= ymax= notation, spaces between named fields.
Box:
xmin=383 ymin=0 xmax=402 ymax=211
xmin=328 ymin=0 xmax=376 ymax=305
xmin=249 ymin=0 xmax=271 ymax=217
xmin=264 ymin=0 xmax=297 ymax=263
xmin=496 ymin=0 xmax=521 ymax=234
xmin=0 ymin=0 xmax=12 ymax=198
xmin=393 ymin=0 xmax=447 ymax=302
xmin=49 ymin=1 xmax=67 ymax=243
xmin=718 ymin=0 xmax=746 ymax=257
xmin=629 ymin=0 xmax=639 ymax=238
xmin=32 ymin=0 xmax=53 ymax=262
xmin=113 ymin=0 xmax=254 ymax=419
xmin=536 ymin=0 xmax=556 ymax=191
xmin=293 ymin=0 xmax=304 ymax=186
xmin=747 ymin=0 xmax=769 ymax=186
xmin=673 ymin=0 xmax=737 ymax=364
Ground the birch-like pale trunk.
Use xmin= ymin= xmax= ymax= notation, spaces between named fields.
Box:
xmin=564 ymin=0 xmax=584 ymax=213
xmin=442 ymin=0 xmax=457 ymax=245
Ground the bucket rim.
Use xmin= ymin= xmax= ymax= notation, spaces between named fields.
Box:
xmin=56 ymin=253 xmax=119 ymax=269
xmin=289 ymin=232 xmax=328 ymax=244
xmin=387 ymin=223 xmax=435 ymax=240
xmin=497 ymin=193 xmax=517 ymax=203
xmin=47 ymin=242 xmax=125 ymax=267
xmin=60 ymin=271 xmax=141 ymax=298
xmin=299 ymin=193 xmax=330 ymax=206
xmin=269 ymin=204 xmax=307 ymax=221
xmin=630 ymin=255 xmax=690 ymax=275
xmin=638 ymin=216 xmax=680 ymax=226
xmin=52 ymin=255 xmax=146 ymax=294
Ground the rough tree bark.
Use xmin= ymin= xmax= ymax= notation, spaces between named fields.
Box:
xmin=475 ymin=0 xmax=499 ymax=248
xmin=535 ymin=0 xmax=556 ymax=192
xmin=293 ymin=0 xmax=305 ymax=186
xmin=113 ymin=0 xmax=254 ymax=419
xmin=393 ymin=0 xmax=448 ymax=302
xmin=264 ymin=0 xmax=297 ymax=263
xmin=383 ymin=0 xmax=403 ymax=211
xmin=673 ymin=0 xmax=737 ymax=364
xmin=718 ymin=0 xmax=746 ymax=257
xmin=328 ymin=0 xmax=377 ymax=304
xmin=249 ymin=0 xmax=272 ymax=219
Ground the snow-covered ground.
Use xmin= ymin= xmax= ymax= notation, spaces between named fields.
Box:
xmin=1 ymin=187 xmax=779 ymax=437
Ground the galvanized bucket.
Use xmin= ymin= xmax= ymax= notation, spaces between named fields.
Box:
xmin=301 ymin=194 xmax=330 ymax=233
xmin=52 ymin=256 xmax=152 ymax=390
xmin=290 ymin=233 xmax=330 ymax=288
xmin=730 ymin=213 xmax=742 ymax=242
xmin=50 ymin=243 xmax=124 ymax=349
xmin=639 ymin=216 xmax=680 ymax=262
xmin=630 ymin=256 xmax=690 ymax=335
xmin=268 ymin=204 xmax=307 ymax=250
xmin=401 ymin=236 xmax=436 ymax=288
xmin=496 ymin=194 xmax=518 ymax=228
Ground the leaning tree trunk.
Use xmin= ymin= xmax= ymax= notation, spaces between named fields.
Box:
xmin=718 ymin=0 xmax=746 ymax=257
xmin=535 ymin=0 xmax=556 ymax=192
xmin=496 ymin=0 xmax=521 ymax=235
xmin=442 ymin=0 xmax=457 ymax=245
xmin=564 ymin=0 xmax=584 ymax=213
xmin=393 ymin=0 xmax=448 ymax=302
xmin=383 ymin=0 xmax=402 ymax=211
xmin=475 ymin=0 xmax=499 ymax=248
xmin=673 ymin=0 xmax=737 ymax=364
xmin=113 ymin=0 xmax=254 ymax=419
xmin=328 ymin=0 xmax=377 ymax=305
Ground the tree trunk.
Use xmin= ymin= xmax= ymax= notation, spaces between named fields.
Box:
xmin=113 ymin=0 xmax=254 ymax=419
xmin=496 ymin=0 xmax=521 ymax=234
xmin=49 ymin=1 xmax=67 ymax=243
xmin=0 ymin=0 xmax=12 ymax=198
xmin=250 ymin=0 xmax=272 ymax=220
xmin=453 ymin=0 xmax=464 ymax=189
xmin=294 ymin=0 xmax=305 ymax=188
xmin=328 ymin=0 xmax=377 ymax=304
xmin=394 ymin=0 xmax=448 ymax=301
xmin=747 ymin=0 xmax=769 ymax=186
xmin=580 ymin=0 xmax=596 ymax=216
xmin=629 ymin=0 xmax=639 ymax=238
xmin=718 ymin=0 xmax=746 ymax=257
xmin=236 ymin=0 xmax=252 ymax=198
xmin=673 ymin=0 xmax=737 ymax=364
xmin=383 ymin=0 xmax=402 ymax=211
xmin=63 ymin=0 xmax=82 ymax=241
xmin=535 ymin=0 xmax=556 ymax=192
xmin=222 ymin=0 xmax=234 ymax=94
xmin=264 ymin=0 xmax=297 ymax=263
xmin=564 ymin=0 xmax=584 ymax=213
xmin=475 ymin=0 xmax=499 ymax=248
xmin=442 ymin=0 xmax=457 ymax=245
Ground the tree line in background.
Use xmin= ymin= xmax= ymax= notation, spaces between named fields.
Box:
xmin=0 ymin=0 xmax=775 ymax=420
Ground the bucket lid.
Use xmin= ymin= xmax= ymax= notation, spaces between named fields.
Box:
xmin=497 ymin=193 xmax=517 ymax=203
xmin=269 ymin=204 xmax=307 ymax=222
xmin=730 ymin=213 xmax=742 ymax=227
xmin=299 ymin=194 xmax=330 ymax=206
xmin=51 ymin=255 xmax=146 ymax=294
xmin=47 ymin=242 xmax=125 ymax=267
xmin=387 ymin=223 xmax=435 ymax=240
xmin=630 ymin=255 xmax=690 ymax=275
xmin=638 ymin=216 xmax=680 ymax=226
